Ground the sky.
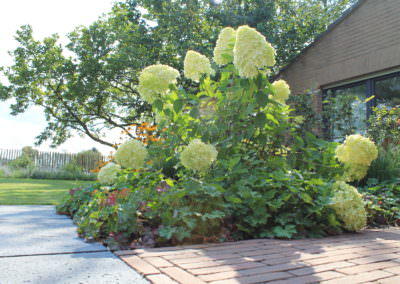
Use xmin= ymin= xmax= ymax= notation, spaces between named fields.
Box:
xmin=0 ymin=0 xmax=118 ymax=155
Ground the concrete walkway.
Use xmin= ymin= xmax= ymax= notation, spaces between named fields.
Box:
xmin=0 ymin=205 xmax=148 ymax=284
xmin=115 ymin=228 xmax=400 ymax=284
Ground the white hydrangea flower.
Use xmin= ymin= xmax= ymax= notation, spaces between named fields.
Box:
xmin=184 ymin=50 xmax=214 ymax=82
xmin=115 ymin=139 xmax=148 ymax=169
xmin=233 ymin=25 xmax=276 ymax=78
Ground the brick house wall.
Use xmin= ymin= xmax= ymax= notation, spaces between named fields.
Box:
xmin=279 ymin=0 xmax=400 ymax=96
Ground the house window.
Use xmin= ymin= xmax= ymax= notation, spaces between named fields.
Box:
xmin=375 ymin=75 xmax=400 ymax=108
xmin=323 ymin=71 xmax=400 ymax=140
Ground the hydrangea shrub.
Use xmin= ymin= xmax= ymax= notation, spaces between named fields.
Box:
xmin=62 ymin=25 xmax=380 ymax=246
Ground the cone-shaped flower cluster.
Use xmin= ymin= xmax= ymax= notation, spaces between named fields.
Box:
xmin=270 ymin=80 xmax=291 ymax=104
xmin=233 ymin=25 xmax=276 ymax=78
xmin=138 ymin=64 xmax=180 ymax=103
xmin=336 ymin=134 xmax=378 ymax=181
xmin=213 ymin=27 xmax=236 ymax=66
xmin=331 ymin=181 xmax=367 ymax=231
xmin=180 ymin=139 xmax=218 ymax=172
xmin=184 ymin=50 xmax=214 ymax=82
xmin=98 ymin=162 xmax=121 ymax=185
xmin=115 ymin=139 xmax=148 ymax=169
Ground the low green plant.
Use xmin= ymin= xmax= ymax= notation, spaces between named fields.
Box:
xmin=366 ymin=145 xmax=400 ymax=182
xmin=360 ymin=179 xmax=400 ymax=226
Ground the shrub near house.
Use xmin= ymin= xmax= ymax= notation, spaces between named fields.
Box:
xmin=58 ymin=26 xmax=377 ymax=248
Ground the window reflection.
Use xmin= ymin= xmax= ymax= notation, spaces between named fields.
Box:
xmin=375 ymin=75 xmax=400 ymax=108
xmin=328 ymin=84 xmax=367 ymax=141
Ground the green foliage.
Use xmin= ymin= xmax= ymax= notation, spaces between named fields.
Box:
xmin=360 ymin=180 xmax=400 ymax=227
xmin=365 ymin=145 xmax=400 ymax=183
xmin=368 ymin=106 xmax=400 ymax=147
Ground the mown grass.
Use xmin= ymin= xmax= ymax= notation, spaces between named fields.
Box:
xmin=0 ymin=178 xmax=93 ymax=205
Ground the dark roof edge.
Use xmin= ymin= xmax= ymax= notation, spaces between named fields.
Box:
xmin=277 ymin=0 xmax=365 ymax=77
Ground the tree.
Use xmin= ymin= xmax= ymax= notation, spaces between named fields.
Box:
xmin=0 ymin=0 xmax=354 ymax=148
xmin=1 ymin=3 xmax=157 ymax=147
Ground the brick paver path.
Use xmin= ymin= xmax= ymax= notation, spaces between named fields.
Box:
xmin=115 ymin=228 xmax=400 ymax=284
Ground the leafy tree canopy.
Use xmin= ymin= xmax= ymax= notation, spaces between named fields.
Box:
xmin=0 ymin=0 xmax=354 ymax=147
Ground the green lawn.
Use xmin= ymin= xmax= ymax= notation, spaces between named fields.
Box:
xmin=0 ymin=178 xmax=93 ymax=205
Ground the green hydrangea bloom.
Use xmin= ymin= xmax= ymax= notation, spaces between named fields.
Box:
xmin=331 ymin=181 xmax=367 ymax=231
xmin=233 ymin=25 xmax=276 ymax=78
xmin=184 ymin=50 xmax=214 ymax=82
xmin=137 ymin=64 xmax=180 ymax=103
xmin=180 ymin=139 xmax=218 ymax=172
xmin=336 ymin=134 xmax=378 ymax=181
xmin=213 ymin=27 xmax=236 ymax=66
xmin=270 ymin=80 xmax=291 ymax=104
xmin=115 ymin=139 xmax=148 ymax=169
xmin=98 ymin=162 xmax=121 ymax=185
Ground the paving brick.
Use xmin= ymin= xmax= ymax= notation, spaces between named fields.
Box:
xmin=178 ymin=256 xmax=252 ymax=269
xmin=384 ymin=266 xmax=400 ymax=274
xmin=188 ymin=261 xmax=265 ymax=275
xmin=199 ymin=264 xmax=300 ymax=282
xmin=209 ymin=272 xmax=292 ymax=284
xmin=121 ymin=255 xmax=160 ymax=275
xmin=349 ymin=254 xmax=400 ymax=265
xmin=337 ymin=261 xmax=399 ymax=275
xmin=304 ymin=253 xmax=363 ymax=265
xmin=289 ymin=261 xmax=355 ymax=276
xmin=170 ymin=254 xmax=239 ymax=265
xmin=268 ymin=271 xmax=345 ymax=284
xmin=160 ymin=267 xmax=206 ymax=284
xmin=322 ymin=270 xmax=394 ymax=284
xmin=379 ymin=275 xmax=400 ymax=284
xmin=146 ymin=274 xmax=178 ymax=284
xmin=143 ymin=257 xmax=174 ymax=268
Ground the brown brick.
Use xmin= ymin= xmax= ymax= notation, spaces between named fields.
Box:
xmin=143 ymin=257 xmax=174 ymax=268
xmin=120 ymin=255 xmax=160 ymax=275
xmin=199 ymin=264 xmax=299 ymax=282
xmin=178 ymin=256 xmax=251 ymax=269
xmin=171 ymin=254 xmax=239 ymax=265
xmin=269 ymin=271 xmax=345 ymax=284
xmin=289 ymin=261 xmax=355 ymax=276
xmin=349 ymin=253 xmax=400 ymax=265
xmin=188 ymin=261 xmax=264 ymax=275
xmin=303 ymin=253 xmax=361 ymax=265
xmin=337 ymin=261 xmax=399 ymax=275
xmin=379 ymin=276 xmax=400 ymax=284
xmin=146 ymin=274 xmax=178 ymax=284
xmin=322 ymin=270 xmax=394 ymax=284
xmin=160 ymin=267 xmax=206 ymax=284
xmin=384 ymin=266 xmax=400 ymax=274
xmin=209 ymin=272 xmax=292 ymax=284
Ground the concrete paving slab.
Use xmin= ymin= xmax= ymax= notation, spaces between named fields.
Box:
xmin=0 ymin=205 xmax=148 ymax=283
xmin=0 ymin=251 xmax=148 ymax=284
xmin=0 ymin=205 xmax=68 ymax=219
xmin=0 ymin=206 xmax=105 ymax=257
